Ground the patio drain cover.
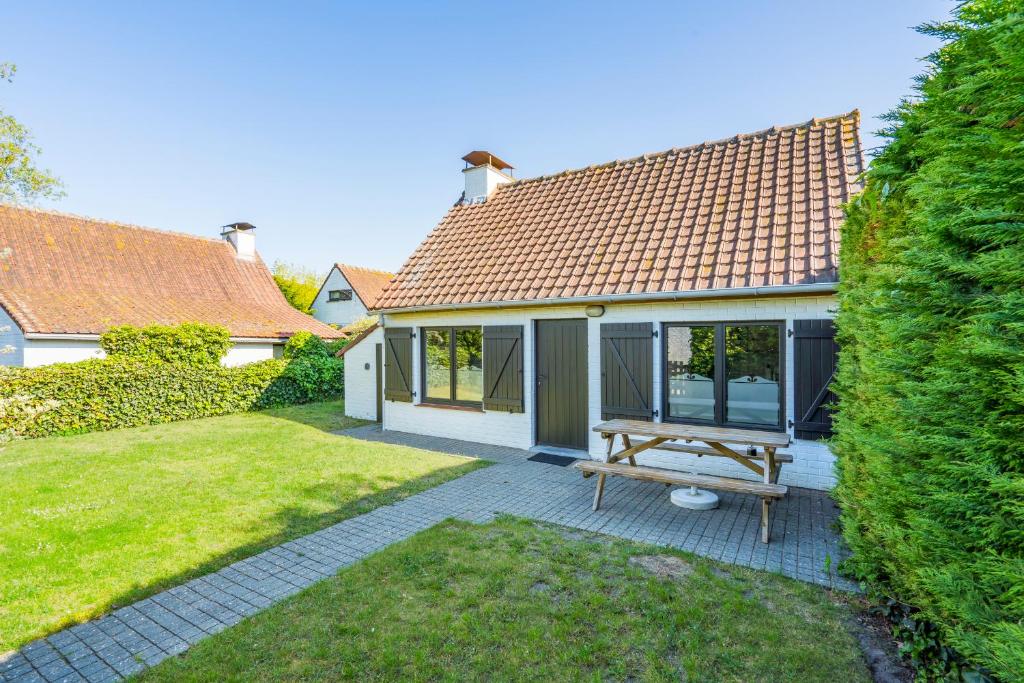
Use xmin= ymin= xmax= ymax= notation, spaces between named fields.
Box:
xmin=527 ymin=452 xmax=579 ymax=467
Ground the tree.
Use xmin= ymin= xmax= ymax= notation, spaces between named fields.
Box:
xmin=272 ymin=261 xmax=322 ymax=315
xmin=0 ymin=63 xmax=63 ymax=203
xmin=833 ymin=2 xmax=1024 ymax=679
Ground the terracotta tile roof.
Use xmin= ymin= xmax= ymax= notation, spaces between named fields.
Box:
xmin=376 ymin=111 xmax=863 ymax=311
xmin=0 ymin=205 xmax=345 ymax=339
xmin=335 ymin=264 xmax=394 ymax=309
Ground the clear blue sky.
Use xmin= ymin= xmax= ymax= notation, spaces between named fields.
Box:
xmin=4 ymin=1 xmax=945 ymax=275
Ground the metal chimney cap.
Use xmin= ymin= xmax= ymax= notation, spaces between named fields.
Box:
xmin=221 ymin=222 xmax=256 ymax=233
xmin=461 ymin=151 xmax=513 ymax=171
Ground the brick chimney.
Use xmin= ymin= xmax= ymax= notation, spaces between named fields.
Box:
xmin=221 ymin=222 xmax=256 ymax=261
xmin=461 ymin=151 xmax=513 ymax=204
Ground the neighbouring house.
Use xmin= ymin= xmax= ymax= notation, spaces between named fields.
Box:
xmin=343 ymin=112 xmax=862 ymax=492
xmin=0 ymin=205 xmax=344 ymax=367
xmin=311 ymin=263 xmax=393 ymax=328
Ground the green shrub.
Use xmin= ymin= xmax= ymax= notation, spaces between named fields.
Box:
xmin=833 ymin=2 xmax=1024 ymax=680
xmin=0 ymin=357 xmax=344 ymax=439
xmin=283 ymin=330 xmax=330 ymax=359
xmin=325 ymin=337 xmax=348 ymax=356
xmin=100 ymin=323 xmax=231 ymax=365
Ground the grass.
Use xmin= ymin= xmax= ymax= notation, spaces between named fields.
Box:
xmin=0 ymin=400 xmax=486 ymax=652
xmin=142 ymin=517 xmax=871 ymax=682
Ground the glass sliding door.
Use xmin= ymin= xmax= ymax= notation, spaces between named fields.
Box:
xmin=725 ymin=324 xmax=782 ymax=427
xmin=663 ymin=321 xmax=784 ymax=430
xmin=665 ymin=325 xmax=716 ymax=422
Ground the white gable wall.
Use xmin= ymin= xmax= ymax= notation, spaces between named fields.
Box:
xmin=343 ymin=326 xmax=384 ymax=421
xmin=312 ymin=268 xmax=369 ymax=327
xmin=0 ymin=307 xmax=25 ymax=367
xmin=380 ymin=294 xmax=838 ymax=491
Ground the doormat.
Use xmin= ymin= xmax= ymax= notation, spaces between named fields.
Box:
xmin=527 ymin=452 xmax=580 ymax=467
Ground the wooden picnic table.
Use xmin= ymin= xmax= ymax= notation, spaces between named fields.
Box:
xmin=577 ymin=419 xmax=792 ymax=543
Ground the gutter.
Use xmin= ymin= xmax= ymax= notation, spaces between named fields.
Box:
xmin=23 ymin=333 xmax=292 ymax=344
xmin=374 ymin=282 xmax=839 ymax=315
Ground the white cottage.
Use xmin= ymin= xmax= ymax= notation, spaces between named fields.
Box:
xmin=343 ymin=112 xmax=862 ymax=492
xmin=311 ymin=264 xmax=393 ymax=328
xmin=0 ymin=206 xmax=344 ymax=367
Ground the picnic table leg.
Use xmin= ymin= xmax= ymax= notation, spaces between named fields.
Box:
xmin=604 ymin=433 xmax=616 ymax=462
xmin=761 ymin=447 xmax=778 ymax=542
xmin=621 ymin=434 xmax=637 ymax=467
xmin=761 ymin=499 xmax=770 ymax=543
xmin=764 ymin=447 xmax=776 ymax=484
xmin=593 ymin=473 xmax=607 ymax=511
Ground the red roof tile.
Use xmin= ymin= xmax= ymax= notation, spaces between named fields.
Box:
xmin=335 ymin=264 xmax=393 ymax=309
xmin=375 ymin=112 xmax=862 ymax=311
xmin=0 ymin=205 xmax=344 ymax=339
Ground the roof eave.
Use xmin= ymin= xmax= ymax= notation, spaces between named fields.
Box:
xmin=22 ymin=332 xmax=297 ymax=343
xmin=335 ymin=323 xmax=380 ymax=357
xmin=375 ymin=282 xmax=839 ymax=315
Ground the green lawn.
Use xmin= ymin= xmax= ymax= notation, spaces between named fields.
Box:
xmin=142 ymin=517 xmax=871 ymax=682
xmin=0 ymin=401 xmax=486 ymax=652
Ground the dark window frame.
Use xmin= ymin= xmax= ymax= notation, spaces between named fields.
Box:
xmin=420 ymin=326 xmax=483 ymax=407
xmin=328 ymin=289 xmax=353 ymax=302
xmin=661 ymin=320 xmax=786 ymax=432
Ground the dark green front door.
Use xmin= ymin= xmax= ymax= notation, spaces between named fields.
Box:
xmin=535 ymin=319 xmax=589 ymax=449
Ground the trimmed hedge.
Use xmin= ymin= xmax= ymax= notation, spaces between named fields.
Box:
xmin=100 ymin=323 xmax=232 ymax=365
xmin=0 ymin=322 xmax=344 ymax=439
xmin=833 ymin=2 xmax=1024 ymax=680
xmin=0 ymin=356 xmax=343 ymax=438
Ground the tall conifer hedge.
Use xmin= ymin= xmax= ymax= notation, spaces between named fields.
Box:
xmin=833 ymin=2 xmax=1024 ymax=679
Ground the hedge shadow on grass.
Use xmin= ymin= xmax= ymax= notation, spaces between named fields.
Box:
xmin=256 ymin=400 xmax=366 ymax=434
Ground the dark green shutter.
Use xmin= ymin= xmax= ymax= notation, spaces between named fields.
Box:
xmin=600 ymin=322 xmax=653 ymax=420
xmin=793 ymin=319 xmax=838 ymax=439
xmin=482 ymin=325 xmax=523 ymax=412
xmin=383 ymin=327 xmax=413 ymax=402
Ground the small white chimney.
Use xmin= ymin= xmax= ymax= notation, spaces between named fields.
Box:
xmin=221 ymin=222 xmax=257 ymax=261
xmin=461 ymin=150 xmax=513 ymax=204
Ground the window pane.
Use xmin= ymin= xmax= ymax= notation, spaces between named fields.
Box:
xmin=725 ymin=325 xmax=781 ymax=426
xmin=665 ymin=326 xmax=715 ymax=421
xmin=454 ymin=328 xmax=483 ymax=401
xmin=425 ymin=329 xmax=451 ymax=400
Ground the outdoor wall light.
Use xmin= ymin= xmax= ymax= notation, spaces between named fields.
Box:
xmin=585 ymin=305 xmax=605 ymax=317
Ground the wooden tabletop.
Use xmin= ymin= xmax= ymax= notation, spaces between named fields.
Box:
xmin=593 ymin=419 xmax=791 ymax=449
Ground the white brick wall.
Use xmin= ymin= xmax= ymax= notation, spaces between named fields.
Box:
xmin=381 ymin=295 xmax=839 ymax=490
xmin=221 ymin=342 xmax=278 ymax=367
xmin=22 ymin=339 xmax=106 ymax=366
xmin=343 ymin=326 xmax=383 ymax=421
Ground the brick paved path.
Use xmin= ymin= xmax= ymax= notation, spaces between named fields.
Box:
xmin=1 ymin=426 xmax=852 ymax=682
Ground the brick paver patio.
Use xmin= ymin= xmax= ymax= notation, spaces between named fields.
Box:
xmin=1 ymin=426 xmax=853 ymax=683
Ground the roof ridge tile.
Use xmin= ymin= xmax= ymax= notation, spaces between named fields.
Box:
xmin=0 ymin=202 xmax=225 ymax=244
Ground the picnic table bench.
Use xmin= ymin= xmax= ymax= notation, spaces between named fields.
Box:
xmin=576 ymin=419 xmax=791 ymax=543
